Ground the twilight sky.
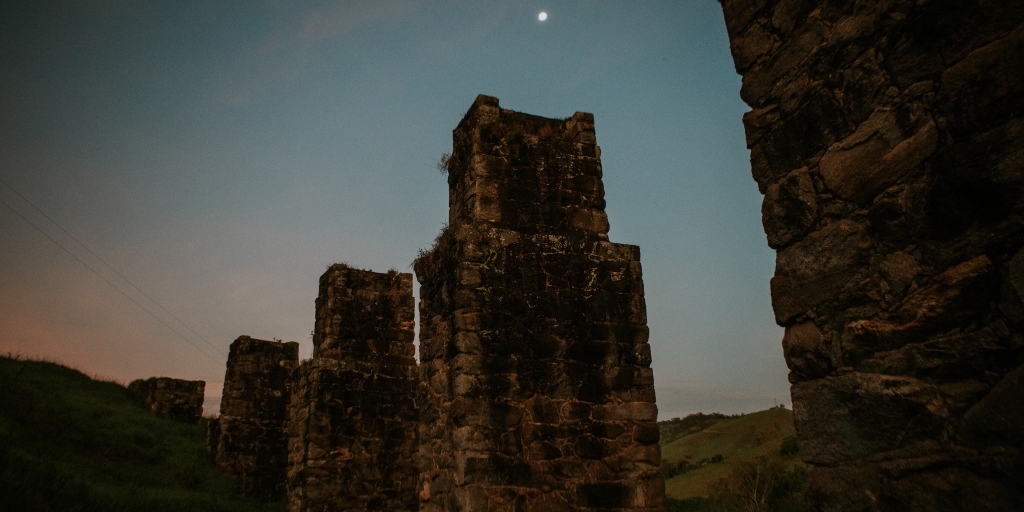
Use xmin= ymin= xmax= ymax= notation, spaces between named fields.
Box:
xmin=0 ymin=0 xmax=786 ymax=418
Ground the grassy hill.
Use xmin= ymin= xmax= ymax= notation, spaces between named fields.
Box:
xmin=660 ymin=407 xmax=805 ymax=504
xmin=0 ymin=355 xmax=284 ymax=512
xmin=0 ymin=353 xmax=803 ymax=511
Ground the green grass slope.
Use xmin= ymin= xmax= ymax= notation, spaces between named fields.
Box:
xmin=660 ymin=407 xmax=804 ymax=500
xmin=0 ymin=355 xmax=284 ymax=512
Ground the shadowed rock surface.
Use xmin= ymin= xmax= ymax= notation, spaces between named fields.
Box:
xmin=719 ymin=1 xmax=1024 ymax=510
xmin=127 ymin=376 xmax=204 ymax=425
xmin=214 ymin=336 xmax=299 ymax=502
xmin=287 ymin=265 xmax=419 ymax=511
xmin=415 ymin=95 xmax=665 ymax=511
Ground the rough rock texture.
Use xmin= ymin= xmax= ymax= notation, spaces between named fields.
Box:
xmin=719 ymin=1 xmax=1024 ymax=510
xmin=287 ymin=266 xmax=419 ymax=512
xmin=415 ymin=95 xmax=665 ymax=511
xmin=127 ymin=377 xmax=204 ymax=424
xmin=207 ymin=416 xmax=221 ymax=455
xmin=312 ymin=264 xmax=418 ymax=363
xmin=215 ymin=336 xmax=299 ymax=502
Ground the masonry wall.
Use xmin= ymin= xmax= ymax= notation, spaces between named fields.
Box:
xmin=128 ymin=377 xmax=204 ymax=425
xmin=718 ymin=1 xmax=1024 ymax=510
xmin=287 ymin=265 xmax=419 ymax=511
xmin=215 ymin=336 xmax=299 ymax=502
xmin=312 ymin=264 xmax=417 ymax=364
xmin=415 ymin=95 xmax=665 ymax=511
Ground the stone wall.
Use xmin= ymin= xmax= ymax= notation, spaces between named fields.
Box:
xmin=287 ymin=265 xmax=419 ymax=511
xmin=312 ymin=264 xmax=417 ymax=363
xmin=415 ymin=95 xmax=664 ymax=511
xmin=127 ymin=377 xmax=204 ymax=424
xmin=718 ymin=1 xmax=1024 ymax=510
xmin=215 ymin=335 xmax=299 ymax=502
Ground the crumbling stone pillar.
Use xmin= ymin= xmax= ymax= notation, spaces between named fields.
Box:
xmin=127 ymin=377 xmax=204 ymax=424
xmin=287 ymin=265 xmax=419 ymax=511
xmin=215 ymin=336 xmax=299 ymax=501
xmin=415 ymin=95 xmax=664 ymax=511
xmin=718 ymin=1 xmax=1024 ymax=510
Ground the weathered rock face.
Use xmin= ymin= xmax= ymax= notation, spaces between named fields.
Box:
xmin=215 ymin=336 xmax=299 ymax=502
xmin=128 ymin=377 xmax=204 ymax=424
xmin=312 ymin=264 xmax=417 ymax=364
xmin=415 ymin=95 xmax=664 ymax=511
xmin=719 ymin=1 xmax=1024 ymax=509
xmin=287 ymin=266 xmax=419 ymax=512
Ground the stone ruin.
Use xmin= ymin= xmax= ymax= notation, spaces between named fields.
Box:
xmin=127 ymin=376 xmax=204 ymax=425
xmin=209 ymin=96 xmax=665 ymax=511
xmin=415 ymin=96 xmax=663 ymax=511
xmin=213 ymin=335 xmax=299 ymax=502
xmin=719 ymin=0 xmax=1024 ymax=510
xmin=287 ymin=265 xmax=419 ymax=511
xmin=197 ymin=4 xmax=1024 ymax=504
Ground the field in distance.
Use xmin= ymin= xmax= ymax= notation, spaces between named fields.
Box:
xmin=659 ymin=406 xmax=806 ymax=508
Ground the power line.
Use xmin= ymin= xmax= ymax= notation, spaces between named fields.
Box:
xmin=0 ymin=179 xmax=225 ymax=362
xmin=0 ymin=177 xmax=226 ymax=358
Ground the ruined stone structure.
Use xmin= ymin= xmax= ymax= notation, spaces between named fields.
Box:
xmin=719 ymin=1 xmax=1024 ymax=510
xmin=215 ymin=336 xmax=299 ymax=502
xmin=127 ymin=376 xmax=204 ymax=424
xmin=287 ymin=265 xmax=419 ymax=511
xmin=415 ymin=95 xmax=664 ymax=511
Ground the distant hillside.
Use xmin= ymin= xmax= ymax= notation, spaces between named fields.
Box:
xmin=659 ymin=407 xmax=806 ymax=509
xmin=0 ymin=355 xmax=284 ymax=512
xmin=659 ymin=412 xmax=735 ymax=446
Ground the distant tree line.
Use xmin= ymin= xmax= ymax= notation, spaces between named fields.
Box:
xmin=662 ymin=454 xmax=725 ymax=479
xmin=659 ymin=412 xmax=739 ymax=445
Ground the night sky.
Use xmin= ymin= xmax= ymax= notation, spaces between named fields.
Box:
xmin=0 ymin=1 xmax=786 ymax=418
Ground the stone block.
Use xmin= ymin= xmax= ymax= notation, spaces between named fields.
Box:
xmin=792 ymin=372 xmax=947 ymax=466
xmin=128 ymin=376 xmax=204 ymax=425
xmin=819 ymin=106 xmax=938 ymax=204
xmin=287 ymin=356 xmax=418 ymax=512
xmin=781 ymin=321 xmax=831 ymax=381
xmin=762 ymin=166 xmax=818 ymax=248
xmin=959 ymin=363 xmax=1024 ymax=447
xmin=771 ymin=219 xmax=872 ymax=324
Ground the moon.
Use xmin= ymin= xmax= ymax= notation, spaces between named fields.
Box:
xmin=538 ymin=12 xmax=548 ymax=21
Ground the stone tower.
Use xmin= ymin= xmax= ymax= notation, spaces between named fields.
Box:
xmin=718 ymin=1 xmax=1024 ymax=510
xmin=287 ymin=264 xmax=419 ymax=511
xmin=415 ymin=95 xmax=665 ymax=511
xmin=215 ymin=336 xmax=299 ymax=501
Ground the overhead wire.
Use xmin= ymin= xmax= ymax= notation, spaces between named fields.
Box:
xmin=0 ymin=177 xmax=226 ymax=358
xmin=0 ymin=177 xmax=226 ymax=362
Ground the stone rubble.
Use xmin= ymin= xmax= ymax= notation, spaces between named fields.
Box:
xmin=127 ymin=376 xmax=204 ymax=425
